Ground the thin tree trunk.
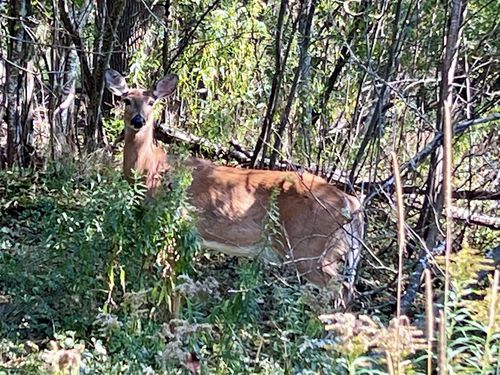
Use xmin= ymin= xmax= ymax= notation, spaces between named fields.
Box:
xmin=58 ymin=0 xmax=125 ymax=151
xmin=421 ymin=0 xmax=465 ymax=251
xmin=269 ymin=0 xmax=316 ymax=169
xmin=6 ymin=0 xmax=33 ymax=167
xmin=162 ymin=0 xmax=171 ymax=74
xmin=51 ymin=0 xmax=91 ymax=158
xmin=349 ymin=0 xmax=404 ymax=185
xmin=250 ymin=0 xmax=287 ymax=168
xmin=84 ymin=0 xmax=126 ymax=150
xmin=402 ymin=0 xmax=466 ymax=314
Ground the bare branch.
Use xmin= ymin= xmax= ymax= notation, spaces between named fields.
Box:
xmin=402 ymin=187 xmax=500 ymax=201
xmin=58 ymin=0 xmax=93 ymax=94
xmin=365 ymin=113 xmax=500 ymax=203
xmin=450 ymin=207 xmax=500 ymax=230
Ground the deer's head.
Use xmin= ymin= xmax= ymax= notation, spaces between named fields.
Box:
xmin=104 ymin=69 xmax=178 ymax=132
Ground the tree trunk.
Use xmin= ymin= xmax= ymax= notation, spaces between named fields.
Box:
xmin=269 ymin=0 xmax=316 ymax=169
xmin=349 ymin=0 xmax=404 ymax=185
xmin=402 ymin=0 xmax=466 ymax=314
xmin=250 ymin=0 xmax=287 ymax=168
xmin=6 ymin=0 xmax=34 ymax=167
xmin=88 ymin=0 xmax=126 ymax=150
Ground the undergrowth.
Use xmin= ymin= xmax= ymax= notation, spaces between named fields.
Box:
xmin=0 ymin=160 xmax=497 ymax=374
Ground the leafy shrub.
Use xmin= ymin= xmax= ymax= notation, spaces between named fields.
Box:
xmin=316 ymin=246 xmax=499 ymax=375
xmin=2 ymin=162 xmax=497 ymax=374
xmin=0 ymin=160 xmax=333 ymax=374
xmin=1 ymin=158 xmax=198 ymax=332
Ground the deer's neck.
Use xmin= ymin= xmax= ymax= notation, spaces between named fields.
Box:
xmin=123 ymin=123 xmax=164 ymax=182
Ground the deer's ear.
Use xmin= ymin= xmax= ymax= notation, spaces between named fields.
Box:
xmin=153 ymin=74 xmax=178 ymax=99
xmin=105 ymin=69 xmax=129 ymax=97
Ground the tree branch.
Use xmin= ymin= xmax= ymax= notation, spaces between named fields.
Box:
xmin=58 ymin=0 xmax=93 ymax=94
xmin=450 ymin=206 xmax=500 ymax=230
xmin=164 ymin=0 xmax=220 ymax=72
xmin=365 ymin=113 xmax=500 ymax=203
xmin=402 ymin=187 xmax=500 ymax=201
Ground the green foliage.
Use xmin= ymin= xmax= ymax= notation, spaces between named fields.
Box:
xmin=0 ymin=160 xmax=330 ymax=374
xmin=1 ymin=151 xmax=497 ymax=374
xmin=172 ymin=0 xmax=272 ymax=143
xmin=0 ymin=159 xmax=198 ymax=333
xmin=434 ymin=246 xmax=499 ymax=374
xmin=0 ymin=160 xmax=197 ymax=372
xmin=319 ymin=313 xmax=426 ymax=374
xmin=1 ymin=162 xmax=498 ymax=374
xmin=102 ymin=115 xmax=125 ymax=143
xmin=2 ymin=0 xmax=499 ymax=372
xmin=314 ymin=246 xmax=499 ymax=375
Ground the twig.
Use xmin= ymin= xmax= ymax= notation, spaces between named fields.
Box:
xmin=391 ymin=152 xmax=405 ymax=372
xmin=424 ymin=269 xmax=434 ymax=375
xmin=164 ymin=0 xmax=220 ymax=72
xmin=364 ymin=113 xmax=500 ymax=204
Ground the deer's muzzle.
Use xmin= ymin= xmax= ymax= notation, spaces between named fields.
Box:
xmin=131 ymin=114 xmax=146 ymax=129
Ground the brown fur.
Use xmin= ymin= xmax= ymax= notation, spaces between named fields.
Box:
xmin=108 ymin=72 xmax=364 ymax=291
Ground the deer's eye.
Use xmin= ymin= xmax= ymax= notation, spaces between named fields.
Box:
xmin=147 ymin=100 xmax=155 ymax=106
xmin=123 ymin=98 xmax=131 ymax=106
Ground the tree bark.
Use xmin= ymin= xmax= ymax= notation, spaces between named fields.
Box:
xmin=58 ymin=0 xmax=125 ymax=151
xmin=349 ymin=0 xmax=404 ymax=185
xmin=402 ymin=0 xmax=467 ymax=314
xmin=269 ymin=0 xmax=316 ymax=169
xmin=5 ymin=0 xmax=34 ymax=167
xmin=87 ymin=0 xmax=126 ymax=150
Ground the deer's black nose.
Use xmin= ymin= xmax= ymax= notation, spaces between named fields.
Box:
xmin=131 ymin=114 xmax=145 ymax=129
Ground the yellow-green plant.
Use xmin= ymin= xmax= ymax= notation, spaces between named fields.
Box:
xmin=434 ymin=245 xmax=498 ymax=374
xmin=319 ymin=313 xmax=425 ymax=374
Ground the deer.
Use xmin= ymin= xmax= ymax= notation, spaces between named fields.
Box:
xmin=104 ymin=69 xmax=364 ymax=303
